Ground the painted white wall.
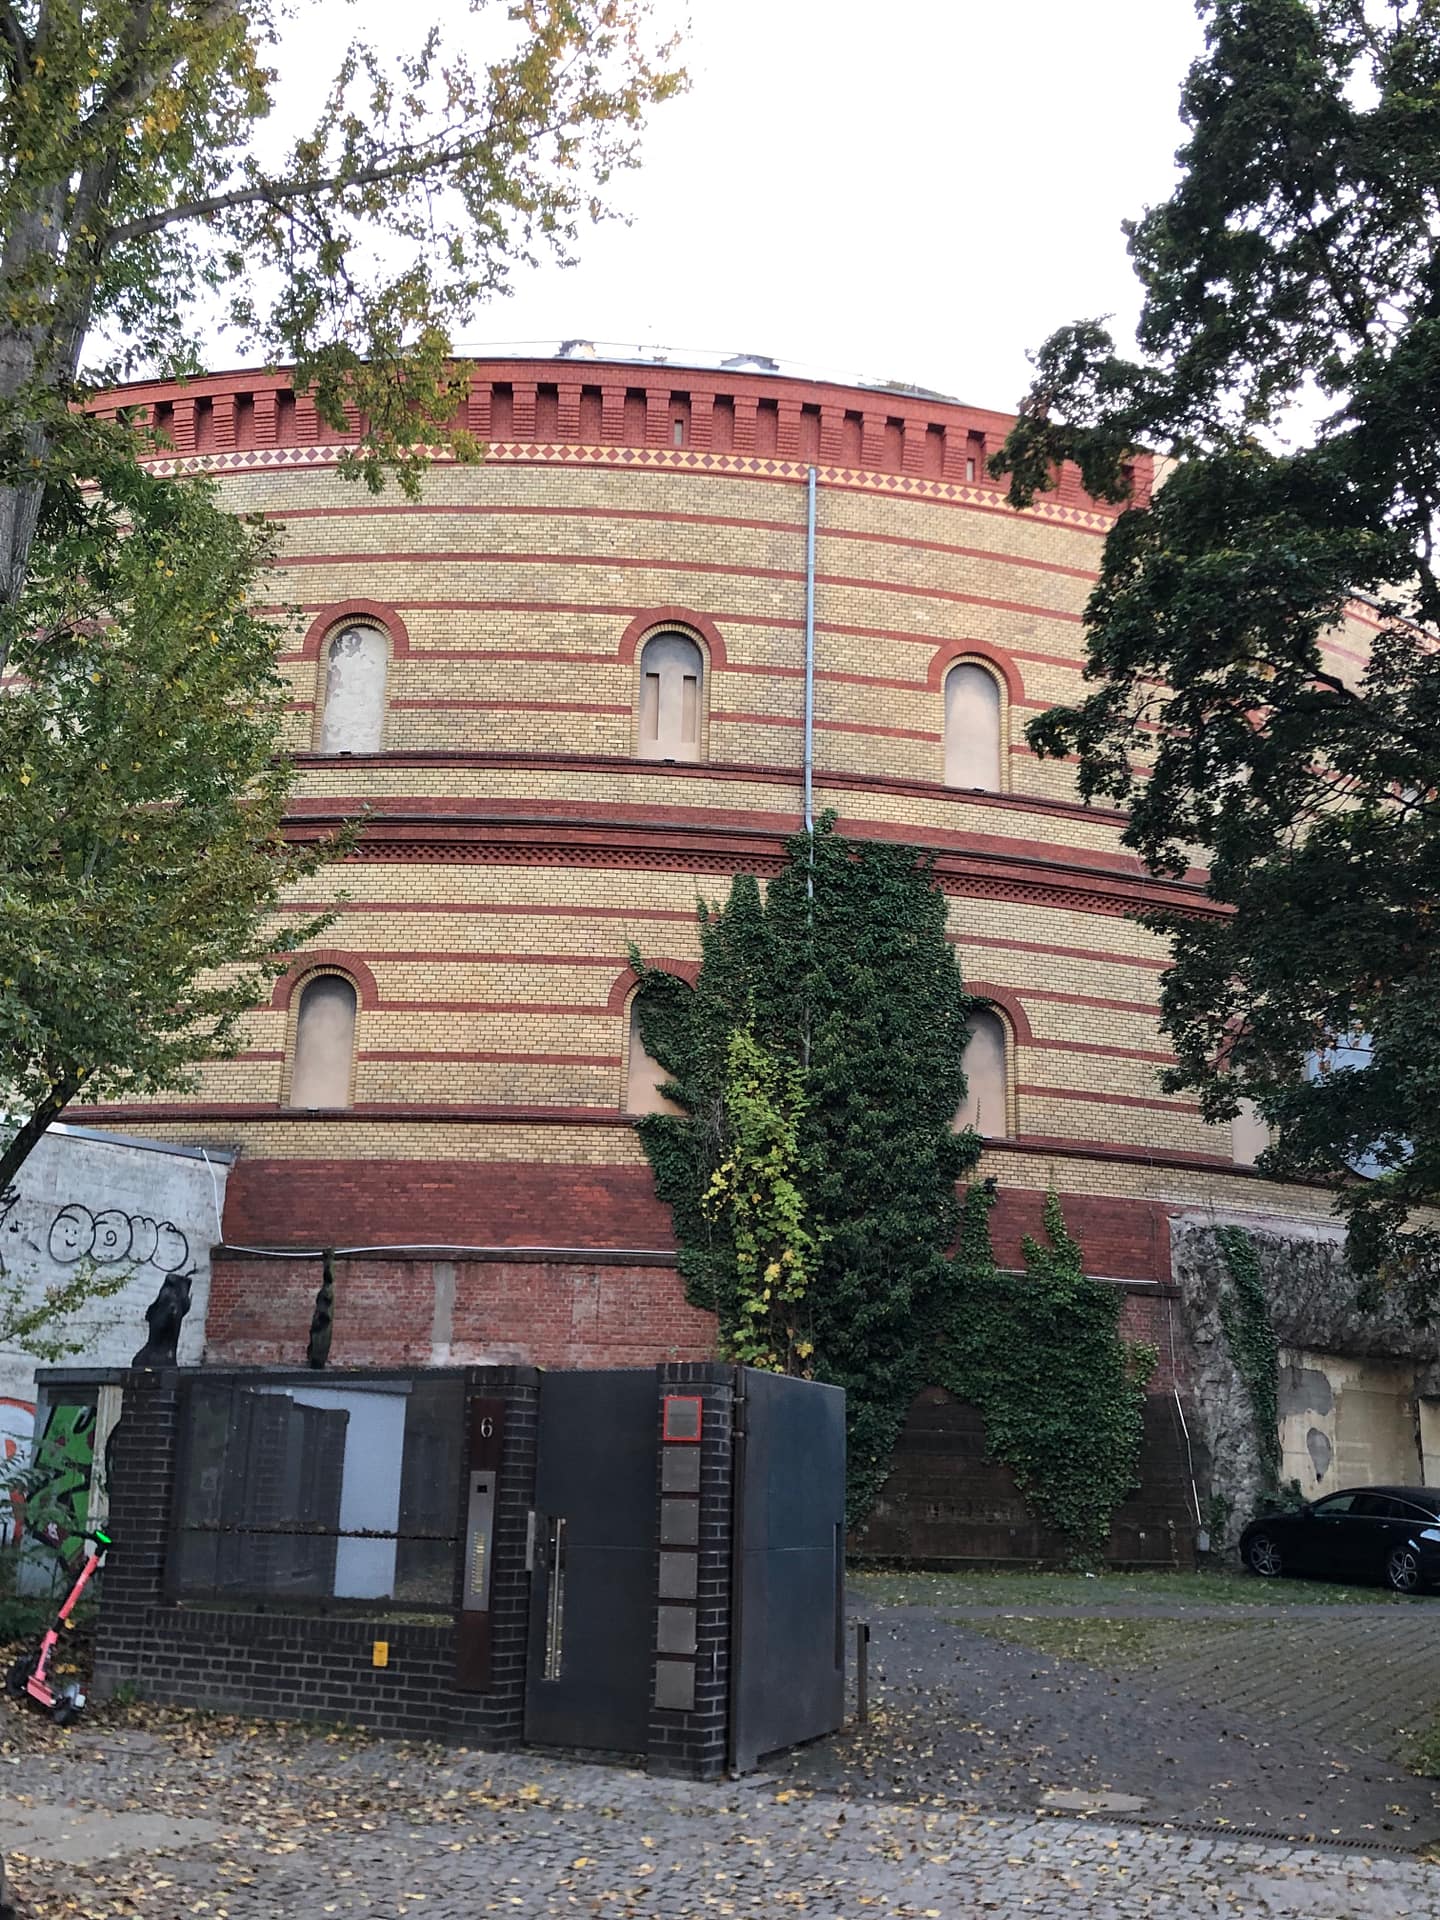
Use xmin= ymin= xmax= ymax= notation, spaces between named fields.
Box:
xmin=0 ymin=1127 xmax=230 ymax=1459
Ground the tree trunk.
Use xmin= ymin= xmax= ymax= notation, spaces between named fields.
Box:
xmin=0 ymin=147 xmax=107 ymax=676
xmin=0 ymin=1086 xmax=73 ymax=1195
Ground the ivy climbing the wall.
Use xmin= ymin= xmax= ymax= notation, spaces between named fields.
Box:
xmin=703 ymin=1025 xmax=823 ymax=1373
xmin=634 ymin=818 xmax=1155 ymax=1547
xmin=939 ymin=1183 xmax=1157 ymax=1564
xmin=633 ymin=815 xmax=980 ymax=1524
xmin=1214 ymin=1223 xmax=1283 ymax=1497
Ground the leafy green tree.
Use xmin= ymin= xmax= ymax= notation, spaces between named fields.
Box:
xmin=0 ymin=458 xmax=338 ymax=1191
xmin=0 ymin=0 xmax=684 ymax=656
xmin=634 ymin=816 xmax=980 ymax=1520
xmin=994 ymin=0 xmax=1440 ymax=1308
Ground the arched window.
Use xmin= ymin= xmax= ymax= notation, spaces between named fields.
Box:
xmin=955 ymin=1006 xmax=1009 ymax=1137
xmin=1231 ymin=1099 xmax=1270 ymax=1167
xmin=944 ymin=661 xmax=1003 ymax=790
xmin=289 ymin=974 xmax=358 ymax=1109
xmin=319 ymin=624 xmax=388 ymax=753
xmin=637 ymin=631 xmax=704 ymax=762
xmin=625 ymin=995 xmax=683 ymax=1115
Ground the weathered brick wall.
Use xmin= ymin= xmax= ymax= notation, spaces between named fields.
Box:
xmin=207 ymin=1248 xmax=714 ymax=1370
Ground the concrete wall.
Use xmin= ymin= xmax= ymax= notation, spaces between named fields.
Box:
xmin=1278 ymin=1348 xmax=1423 ymax=1498
xmin=0 ymin=1126 xmax=229 ymax=1505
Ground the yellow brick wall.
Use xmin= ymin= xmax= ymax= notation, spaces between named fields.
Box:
xmin=80 ymin=422 xmax=1368 ymax=1249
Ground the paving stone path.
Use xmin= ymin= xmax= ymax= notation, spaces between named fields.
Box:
xmin=5 ymin=1730 xmax=1440 ymax=1919
xmin=777 ymin=1601 xmax=1440 ymax=1847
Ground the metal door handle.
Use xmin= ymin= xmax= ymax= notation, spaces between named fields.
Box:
xmin=542 ymin=1514 xmax=567 ymax=1681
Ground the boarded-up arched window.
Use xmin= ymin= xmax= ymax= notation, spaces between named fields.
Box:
xmin=625 ymin=996 xmax=683 ymax=1115
xmin=945 ymin=661 xmax=1002 ymax=790
xmin=290 ymin=974 xmax=358 ymax=1109
xmin=319 ymin=625 xmax=388 ymax=753
xmin=637 ymin=631 xmax=703 ymax=761
xmin=1231 ymin=1099 xmax=1270 ymax=1167
xmin=955 ymin=1006 xmax=1008 ymax=1137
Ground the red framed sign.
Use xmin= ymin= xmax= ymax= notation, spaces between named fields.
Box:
xmin=662 ymin=1394 xmax=703 ymax=1443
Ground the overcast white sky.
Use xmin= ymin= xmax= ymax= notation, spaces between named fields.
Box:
xmin=256 ymin=0 xmax=1208 ymax=412
xmin=458 ymin=0 xmax=1206 ymax=408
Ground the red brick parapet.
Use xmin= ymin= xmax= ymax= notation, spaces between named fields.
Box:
xmin=84 ymin=355 xmax=1152 ymax=525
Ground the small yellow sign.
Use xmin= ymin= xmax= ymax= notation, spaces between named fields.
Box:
xmin=372 ymin=1640 xmax=390 ymax=1669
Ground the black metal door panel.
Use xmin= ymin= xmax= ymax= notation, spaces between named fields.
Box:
xmin=525 ymin=1370 xmax=657 ymax=1754
xmin=731 ymin=1369 xmax=846 ymax=1771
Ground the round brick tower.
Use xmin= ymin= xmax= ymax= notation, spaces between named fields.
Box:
xmin=78 ymin=352 xmax=1373 ymax=1395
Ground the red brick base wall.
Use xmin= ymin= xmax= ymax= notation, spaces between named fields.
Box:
xmin=206 ymin=1251 xmax=717 ymax=1371
xmin=219 ymin=1156 xmax=676 ymax=1253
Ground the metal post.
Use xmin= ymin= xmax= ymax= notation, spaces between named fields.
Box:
xmin=803 ymin=464 xmax=817 ymax=845
xmin=855 ymin=1618 xmax=870 ymax=1724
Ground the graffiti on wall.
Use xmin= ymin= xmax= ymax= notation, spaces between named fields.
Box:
xmin=0 ymin=1397 xmax=33 ymax=1548
xmin=45 ymin=1202 xmax=191 ymax=1272
xmin=27 ymin=1399 xmax=98 ymax=1562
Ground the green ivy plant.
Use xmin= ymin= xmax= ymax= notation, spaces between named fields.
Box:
xmin=703 ymin=1025 xmax=823 ymax=1373
xmin=1215 ymin=1224 xmax=1283 ymax=1497
xmin=633 ymin=816 xmax=979 ymax=1524
xmin=937 ymin=1184 xmax=1157 ymax=1565
xmin=632 ymin=817 xmax=1154 ymax=1554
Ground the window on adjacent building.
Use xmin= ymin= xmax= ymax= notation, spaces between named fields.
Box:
xmin=289 ymin=974 xmax=358 ymax=1109
xmin=637 ymin=631 xmax=704 ymax=761
xmin=319 ymin=624 xmax=388 ymax=753
xmin=955 ymin=1006 xmax=1009 ymax=1137
xmin=625 ymin=995 xmax=683 ymax=1115
xmin=944 ymin=661 xmax=1003 ymax=790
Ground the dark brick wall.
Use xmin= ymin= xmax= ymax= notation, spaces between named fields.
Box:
xmin=94 ymin=1366 xmax=541 ymax=1750
xmin=646 ymin=1363 xmax=736 ymax=1780
xmin=851 ymin=1388 xmax=1203 ymax=1569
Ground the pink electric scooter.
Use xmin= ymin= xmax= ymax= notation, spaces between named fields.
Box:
xmin=4 ymin=1527 xmax=110 ymax=1725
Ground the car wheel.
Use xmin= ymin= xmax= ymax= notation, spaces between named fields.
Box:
xmin=1387 ymin=1543 xmax=1425 ymax=1595
xmin=1247 ymin=1532 xmax=1284 ymax=1578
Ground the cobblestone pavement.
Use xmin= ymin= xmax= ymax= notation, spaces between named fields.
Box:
xmin=778 ymin=1601 xmax=1440 ymax=1847
xmin=5 ymin=1724 xmax=1440 ymax=1919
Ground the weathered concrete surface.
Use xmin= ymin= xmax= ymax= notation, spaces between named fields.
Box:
xmin=0 ymin=1797 xmax=223 ymax=1863
xmin=1170 ymin=1219 xmax=1440 ymax=1543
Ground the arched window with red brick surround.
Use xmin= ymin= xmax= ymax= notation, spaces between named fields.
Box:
xmin=288 ymin=972 xmax=359 ymax=1109
xmin=955 ymin=1004 xmax=1011 ymax=1138
xmin=624 ymin=987 xmax=687 ymax=1115
xmin=944 ymin=659 xmax=1004 ymax=790
xmin=636 ymin=630 xmax=705 ymax=762
xmin=318 ymin=621 xmax=389 ymax=753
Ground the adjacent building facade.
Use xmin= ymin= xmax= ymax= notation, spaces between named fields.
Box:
xmin=69 ymin=351 xmax=1423 ymax=1544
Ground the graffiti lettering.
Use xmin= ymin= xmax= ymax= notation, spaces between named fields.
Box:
xmin=0 ymin=1397 xmax=34 ymax=1548
xmin=46 ymin=1203 xmax=189 ymax=1273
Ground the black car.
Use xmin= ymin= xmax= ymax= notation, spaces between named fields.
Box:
xmin=1241 ymin=1486 xmax=1440 ymax=1592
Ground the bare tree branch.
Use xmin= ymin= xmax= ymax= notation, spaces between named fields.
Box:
xmin=105 ymin=144 xmax=483 ymax=247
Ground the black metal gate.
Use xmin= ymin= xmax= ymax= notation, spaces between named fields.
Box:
xmin=729 ymin=1370 xmax=846 ymax=1772
xmin=523 ymin=1369 xmax=658 ymax=1753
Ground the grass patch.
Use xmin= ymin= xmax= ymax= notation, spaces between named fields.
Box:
xmin=1406 ymin=1718 xmax=1440 ymax=1779
xmin=963 ymin=1612 xmax=1266 ymax=1668
xmin=849 ymin=1566 xmax=1407 ymax=1609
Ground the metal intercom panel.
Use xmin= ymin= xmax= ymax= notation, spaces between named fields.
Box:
xmin=455 ymin=1396 xmax=506 ymax=1692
